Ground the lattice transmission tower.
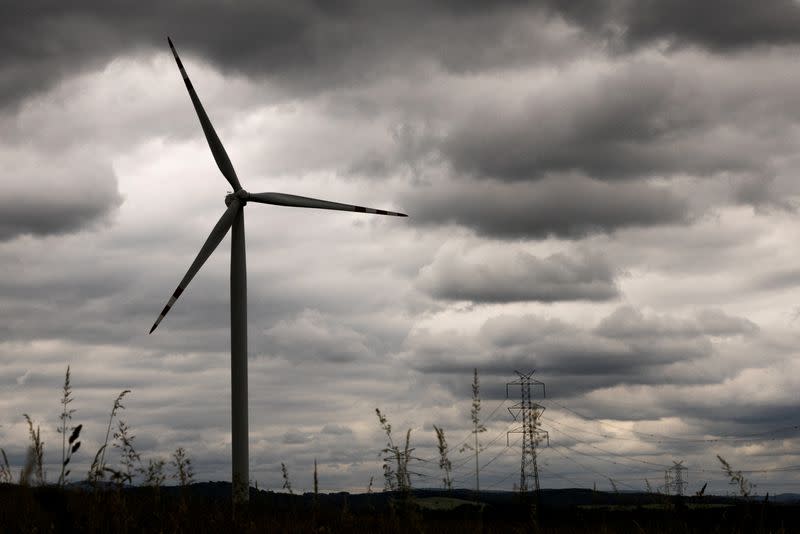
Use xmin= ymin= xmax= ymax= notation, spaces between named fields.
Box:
xmin=665 ymin=461 xmax=688 ymax=496
xmin=507 ymin=370 xmax=549 ymax=494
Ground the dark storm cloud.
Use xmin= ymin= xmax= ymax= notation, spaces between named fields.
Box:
xmin=537 ymin=0 xmax=800 ymax=51
xmin=417 ymin=246 xmax=619 ymax=303
xmin=6 ymin=1 xmax=800 ymax=113
xmin=0 ymin=1 xmax=585 ymax=110
xmin=405 ymin=175 xmax=688 ymax=239
xmin=439 ymin=56 xmax=776 ymax=184
xmin=619 ymin=0 xmax=800 ymax=51
xmin=442 ymin=61 xmax=691 ymax=181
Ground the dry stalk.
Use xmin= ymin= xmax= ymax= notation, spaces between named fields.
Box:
xmin=433 ymin=425 xmax=453 ymax=490
xmin=21 ymin=414 xmax=44 ymax=485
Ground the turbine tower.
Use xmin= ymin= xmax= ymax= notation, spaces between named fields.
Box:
xmin=150 ymin=38 xmax=407 ymax=504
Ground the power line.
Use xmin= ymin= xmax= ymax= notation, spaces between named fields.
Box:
xmin=416 ymin=398 xmax=509 ymax=465
xmin=545 ymin=436 xmax=665 ymax=476
xmin=384 ymin=378 xmax=800 ymax=496
xmin=547 ymin=444 xmax=641 ymax=492
xmin=688 ymin=463 xmax=800 ymax=475
xmin=452 ymin=436 xmax=522 ymax=485
xmin=538 ymin=462 xmax=586 ymax=488
xmin=449 ymin=421 xmax=518 ymax=472
xmin=539 ymin=412 xmax=648 ymax=443
xmin=542 ymin=421 xmax=671 ymax=468
xmin=485 ymin=470 xmax=518 ymax=489
xmin=448 ymin=398 xmax=509 ymax=455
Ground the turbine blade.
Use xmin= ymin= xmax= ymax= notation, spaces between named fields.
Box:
xmin=248 ymin=192 xmax=408 ymax=217
xmin=167 ymin=37 xmax=243 ymax=192
xmin=149 ymin=199 xmax=240 ymax=334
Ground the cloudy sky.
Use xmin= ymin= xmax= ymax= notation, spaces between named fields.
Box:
xmin=2 ymin=1 xmax=800 ymax=495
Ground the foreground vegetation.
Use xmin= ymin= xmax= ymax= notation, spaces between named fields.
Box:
xmin=1 ymin=483 xmax=799 ymax=533
xmin=2 ymin=367 xmax=798 ymax=532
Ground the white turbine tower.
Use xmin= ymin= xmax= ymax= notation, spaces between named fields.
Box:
xmin=150 ymin=38 xmax=407 ymax=504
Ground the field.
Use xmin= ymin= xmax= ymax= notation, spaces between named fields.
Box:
xmin=2 ymin=484 xmax=799 ymax=533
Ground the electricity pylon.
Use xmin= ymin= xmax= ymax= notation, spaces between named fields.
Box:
xmin=666 ymin=461 xmax=687 ymax=496
xmin=507 ymin=370 xmax=548 ymax=494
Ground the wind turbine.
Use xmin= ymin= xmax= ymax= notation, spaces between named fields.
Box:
xmin=150 ymin=37 xmax=407 ymax=504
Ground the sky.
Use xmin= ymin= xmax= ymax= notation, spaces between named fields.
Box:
xmin=1 ymin=1 xmax=799 ymax=495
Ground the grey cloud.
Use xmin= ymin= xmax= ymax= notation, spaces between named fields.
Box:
xmin=417 ymin=245 xmax=619 ymax=303
xmin=480 ymin=313 xmax=710 ymax=379
xmin=403 ymin=306 xmax=761 ymax=398
xmin=695 ymin=309 xmax=759 ymax=337
xmin=479 ymin=314 xmax=573 ymax=349
xmin=732 ymin=175 xmax=797 ymax=213
xmin=0 ymin=192 xmax=117 ymax=241
xmin=595 ymin=306 xmax=704 ymax=339
xmin=320 ymin=423 xmax=353 ymax=435
xmin=282 ymin=430 xmax=313 ymax=445
xmin=596 ymin=306 xmax=759 ymax=340
xmin=348 ymin=122 xmax=442 ymax=181
xmin=263 ymin=310 xmax=373 ymax=363
xmin=0 ymin=274 xmax=231 ymax=351
xmin=0 ymin=196 xmax=418 ymax=353
xmin=751 ymin=269 xmax=800 ymax=292
xmin=405 ymin=175 xmax=689 ymax=239
xmin=0 ymin=154 xmax=122 ymax=241
xmin=657 ymin=398 xmax=800 ymax=433
xmin=575 ymin=362 xmax=800 ymax=431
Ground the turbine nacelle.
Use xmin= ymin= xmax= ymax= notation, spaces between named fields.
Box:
xmin=225 ymin=189 xmax=249 ymax=207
